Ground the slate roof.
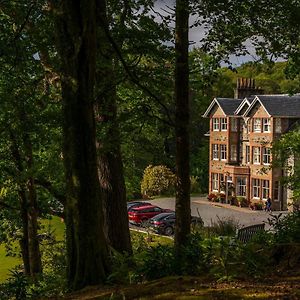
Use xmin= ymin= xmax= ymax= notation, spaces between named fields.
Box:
xmin=257 ymin=95 xmax=300 ymax=117
xmin=202 ymin=98 xmax=242 ymax=117
xmin=217 ymin=98 xmax=243 ymax=115
xmin=234 ymin=96 xmax=256 ymax=115
xmin=244 ymin=95 xmax=300 ymax=117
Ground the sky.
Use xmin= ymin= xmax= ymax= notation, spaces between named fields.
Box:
xmin=154 ymin=0 xmax=260 ymax=66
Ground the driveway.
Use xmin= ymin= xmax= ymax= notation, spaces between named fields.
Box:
xmin=147 ymin=196 xmax=288 ymax=229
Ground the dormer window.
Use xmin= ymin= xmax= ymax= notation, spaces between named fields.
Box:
xmin=262 ymin=118 xmax=271 ymax=132
xmin=212 ymin=118 xmax=219 ymax=131
xmin=220 ymin=118 xmax=227 ymax=131
xmin=253 ymin=118 xmax=261 ymax=132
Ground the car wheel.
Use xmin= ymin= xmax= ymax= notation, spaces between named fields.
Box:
xmin=164 ymin=226 xmax=174 ymax=236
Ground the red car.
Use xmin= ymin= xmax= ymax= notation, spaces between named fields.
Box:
xmin=128 ymin=205 xmax=173 ymax=225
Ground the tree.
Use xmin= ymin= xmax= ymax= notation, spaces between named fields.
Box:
xmin=95 ymin=0 xmax=132 ymax=255
xmin=53 ymin=0 xmax=110 ymax=289
xmin=174 ymin=0 xmax=191 ymax=256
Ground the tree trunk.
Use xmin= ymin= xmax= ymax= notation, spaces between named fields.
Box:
xmin=19 ymin=189 xmax=31 ymax=276
xmin=174 ymin=0 xmax=191 ymax=257
xmin=95 ymin=0 xmax=132 ymax=255
xmin=9 ymin=128 xmax=42 ymax=276
xmin=54 ymin=0 xmax=111 ymax=290
xmin=26 ymin=177 xmax=42 ymax=276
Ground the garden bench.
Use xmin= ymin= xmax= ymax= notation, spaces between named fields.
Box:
xmin=236 ymin=223 xmax=265 ymax=243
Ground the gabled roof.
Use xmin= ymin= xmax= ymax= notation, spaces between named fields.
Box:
xmin=203 ymin=98 xmax=242 ymax=117
xmin=235 ymin=96 xmax=256 ymax=115
xmin=244 ymin=95 xmax=300 ymax=117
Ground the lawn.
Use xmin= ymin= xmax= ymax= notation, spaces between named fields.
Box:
xmin=0 ymin=216 xmax=65 ymax=282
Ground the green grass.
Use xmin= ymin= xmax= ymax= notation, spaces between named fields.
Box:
xmin=0 ymin=244 xmax=21 ymax=282
xmin=0 ymin=216 xmax=66 ymax=283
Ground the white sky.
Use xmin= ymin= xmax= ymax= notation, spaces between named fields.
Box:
xmin=154 ymin=0 xmax=260 ymax=66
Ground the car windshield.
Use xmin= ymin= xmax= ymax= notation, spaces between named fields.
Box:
xmin=152 ymin=213 xmax=175 ymax=221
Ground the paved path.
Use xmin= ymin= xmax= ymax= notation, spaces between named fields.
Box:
xmin=147 ymin=196 xmax=288 ymax=229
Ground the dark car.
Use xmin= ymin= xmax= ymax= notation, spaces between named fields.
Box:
xmin=127 ymin=201 xmax=151 ymax=211
xmin=148 ymin=212 xmax=204 ymax=236
xmin=148 ymin=212 xmax=176 ymax=235
xmin=128 ymin=205 xmax=173 ymax=225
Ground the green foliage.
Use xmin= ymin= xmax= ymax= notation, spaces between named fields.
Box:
xmin=141 ymin=165 xmax=175 ymax=197
xmin=269 ymin=211 xmax=300 ymax=243
xmin=136 ymin=244 xmax=175 ymax=280
xmin=190 ymin=176 xmax=200 ymax=194
xmin=0 ymin=238 xmax=66 ymax=299
xmin=209 ymin=217 xmax=240 ymax=237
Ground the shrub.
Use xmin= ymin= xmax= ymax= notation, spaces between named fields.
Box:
xmin=217 ymin=193 xmax=226 ymax=203
xmin=209 ymin=216 xmax=240 ymax=236
xmin=135 ymin=244 xmax=175 ymax=280
xmin=190 ymin=176 xmax=200 ymax=193
xmin=207 ymin=193 xmax=217 ymax=201
xmin=141 ymin=165 xmax=175 ymax=197
xmin=270 ymin=210 xmax=300 ymax=243
xmin=236 ymin=196 xmax=248 ymax=207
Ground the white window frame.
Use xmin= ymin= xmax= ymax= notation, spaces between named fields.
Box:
xmin=275 ymin=118 xmax=282 ymax=133
xmin=212 ymin=118 xmax=219 ymax=131
xmin=212 ymin=144 xmax=219 ymax=160
xmin=262 ymin=118 xmax=271 ymax=133
xmin=236 ymin=177 xmax=247 ymax=196
xmin=253 ymin=146 xmax=261 ymax=164
xmin=230 ymin=144 xmax=237 ymax=161
xmin=252 ymin=178 xmax=260 ymax=199
xmin=231 ymin=117 xmax=238 ymax=132
xmin=253 ymin=118 xmax=261 ymax=133
xmin=220 ymin=144 xmax=227 ymax=161
xmin=262 ymin=147 xmax=271 ymax=165
xmin=245 ymin=145 xmax=250 ymax=164
xmin=220 ymin=118 xmax=227 ymax=131
xmin=212 ymin=173 xmax=219 ymax=191
xmin=262 ymin=180 xmax=270 ymax=200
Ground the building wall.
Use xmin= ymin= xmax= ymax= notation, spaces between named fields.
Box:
xmin=207 ymin=102 xmax=295 ymax=211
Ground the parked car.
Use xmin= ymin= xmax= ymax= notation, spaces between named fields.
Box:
xmin=148 ymin=212 xmax=204 ymax=236
xmin=148 ymin=212 xmax=176 ymax=235
xmin=128 ymin=205 xmax=173 ymax=225
xmin=127 ymin=201 xmax=151 ymax=211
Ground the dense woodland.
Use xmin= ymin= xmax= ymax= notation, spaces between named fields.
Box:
xmin=0 ymin=0 xmax=300 ymax=298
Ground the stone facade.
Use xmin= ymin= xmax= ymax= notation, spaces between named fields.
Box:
xmin=203 ymin=79 xmax=300 ymax=211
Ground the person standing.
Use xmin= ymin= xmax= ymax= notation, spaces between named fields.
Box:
xmin=266 ymin=197 xmax=272 ymax=212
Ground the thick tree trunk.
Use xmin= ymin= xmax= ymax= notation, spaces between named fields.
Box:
xmin=95 ymin=0 xmax=132 ymax=255
xmin=174 ymin=0 xmax=191 ymax=256
xmin=54 ymin=0 xmax=111 ymax=290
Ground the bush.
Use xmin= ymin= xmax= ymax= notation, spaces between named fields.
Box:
xmin=190 ymin=176 xmax=200 ymax=194
xmin=209 ymin=216 xmax=240 ymax=236
xmin=135 ymin=244 xmax=175 ymax=280
xmin=236 ymin=196 xmax=248 ymax=207
xmin=207 ymin=193 xmax=217 ymax=201
xmin=270 ymin=210 xmax=300 ymax=243
xmin=141 ymin=165 xmax=175 ymax=197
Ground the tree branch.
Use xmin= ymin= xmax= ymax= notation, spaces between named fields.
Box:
xmin=35 ymin=178 xmax=66 ymax=206
xmin=98 ymin=15 xmax=175 ymax=127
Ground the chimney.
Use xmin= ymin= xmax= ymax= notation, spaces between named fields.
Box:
xmin=234 ymin=78 xmax=264 ymax=99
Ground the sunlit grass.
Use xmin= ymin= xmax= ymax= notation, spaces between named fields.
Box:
xmin=0 ymin=216 xmax=65 ymax=282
